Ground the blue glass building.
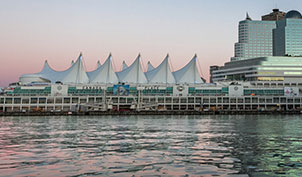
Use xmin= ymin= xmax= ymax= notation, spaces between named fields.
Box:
xmin=273 ymin=10 xmax=302 ymax=56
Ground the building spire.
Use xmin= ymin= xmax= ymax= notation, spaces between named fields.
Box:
xmin=246 ymin=12 xmax=252 ymax=20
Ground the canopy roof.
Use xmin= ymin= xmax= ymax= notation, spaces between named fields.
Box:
xmin=145 ymin=55 xmax=175 ymax=84
xmin=116 ymin=54 xmax=148 ymax=84
xmin=121 ymin=61 xmax=128 ymax=71
xmin=19 ymin=53 xmax=205 ymax=85
xmin=173 ymin=55 xmax=204 ymax=84
xmin=61 ymin=54 xmax=89 ymax=84
xmin=87 ymin=60 xmax=102 ymax=79
xmin=90 ymin=54 xmax=118 ymax=83
xmin=147 ymin=61 xmax=155 ymax=71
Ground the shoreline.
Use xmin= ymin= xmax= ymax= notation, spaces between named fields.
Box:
xmin=0 ymin=110 xmax=301 ymax=116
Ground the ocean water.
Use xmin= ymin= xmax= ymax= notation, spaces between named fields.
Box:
xmin=0 ymin=115 xmax=302 ymax=177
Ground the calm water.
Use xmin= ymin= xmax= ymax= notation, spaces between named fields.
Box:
xmin=0 ymin=115 xmax=302 ymax=177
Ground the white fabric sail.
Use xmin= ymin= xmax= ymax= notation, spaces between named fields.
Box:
xmin=145 ymin=55 xmax=176 ymax=84
xmin=116 ymin=54 xmax=148 ymax=84
xmin=90 ymin=54 xmax=119 ymax=83
xmin=121 ymin=61 xmax=128 ymax=71
xmin=61 ymin=54 xmax=89 ymax=84
xmin=173 ymin=55 xmax=204 ymax=84
xmin=97 ymin=60 xmax=101 ymax=68
xmin=20 ymin=60 xmax=70 ymax=84
xmin=147 ymin=61 xmax=155 ymax=71
xmin=87 ymin=60 xmax=102 ymax=79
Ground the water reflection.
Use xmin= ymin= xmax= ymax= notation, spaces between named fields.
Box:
xmin=0 ymin=115 xmax=302 ymax=176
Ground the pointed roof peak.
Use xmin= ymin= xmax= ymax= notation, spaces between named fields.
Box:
xmin=96 ymin=60 xmax=101 ymax=68
xmin=246 ymin=12 xmax=252 ymax=20
xmin=121 ymin=60 xmax=128 ymax=71
xmin=107 ymin=53 xmax=112 ymax=60
xmin=44 ymin=60 xmax=48 ymax=64
xmin=166 ymin=53 xmax=169 ymax=57
xmin=77 ymin=53 xmax=83 ymax=61
xmin=145 ymin=55 xmax=175 ymax=83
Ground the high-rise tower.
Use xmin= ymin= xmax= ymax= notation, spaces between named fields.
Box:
xmin=273 ymin=10 xmax=302 ymax=56
xmin=231 ymin=9 xmax=285 ymax=61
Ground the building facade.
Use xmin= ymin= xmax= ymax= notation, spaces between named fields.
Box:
xmin=273 ymin=10 xmax=302 ymax=56
xmin=231 ymin=10 xmax=284 ymax=61
xmin=212 ymin=9 xmax=302 ymax=84
xmin=211 ymin=56 xmax=302 ymax=85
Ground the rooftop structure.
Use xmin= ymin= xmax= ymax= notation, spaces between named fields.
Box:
xmin=19 ymin=54 xmax=204 ymax=85
xmin=262 ymin=8 xmax=286 ymax=21
xmin=147 ymin=61 xmax=155 ymax=71
xmin=121 ymin=61 xmax=128 ymax=71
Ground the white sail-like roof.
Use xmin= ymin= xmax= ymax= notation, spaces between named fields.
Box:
xmin=97 ymin=60 xmax=101 ymax=68
xmin=87 ymin=60 xmax=102 ymax=79
xmin=147 ymin=61 xmax=155 ymax=71
xmin=121 ymin=61 xmax=128 ymax=71
xmin=19 ymin=53 xmax=206 ymax=85
xmin=173 ymin=55 xmax=204 ymax=84
xmin=145 ymin=55 xmax=176 ymax=84
xmin=61 ymin=54 xmax=89 ymax=84
xmin=90 ymin=54 xmax=118 ymax=83
xmin=20 ymin=60 xmax=70 ymax=84
xmin=116 ymin=54 xmax=148 ymax=84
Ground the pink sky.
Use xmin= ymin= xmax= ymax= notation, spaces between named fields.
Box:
xmin=0 ymin=0 xmax=301 ymax=86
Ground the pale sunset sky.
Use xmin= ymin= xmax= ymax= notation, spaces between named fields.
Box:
xmin=0 ymin=0 xmax=302 ymax=86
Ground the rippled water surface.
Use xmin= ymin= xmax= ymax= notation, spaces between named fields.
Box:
xmin=1 ymin=115 xmax=302 ymax=177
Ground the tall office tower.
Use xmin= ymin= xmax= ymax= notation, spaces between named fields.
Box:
xmin=273 ymin=10 xmax=302 ymax=56
xmin=231 ymin=9 xmax=285 ymax=61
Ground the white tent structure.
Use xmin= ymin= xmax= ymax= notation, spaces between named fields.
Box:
xmin=61 ymin=54 xmax=89 ymax=84
xmin=121 ymin=61 xmax=128 ymax=71
xmin=19 ymin=61 xmax=54 ymax=84
xmin=145 ymin=55 xmax=176 ymax=84
xmin=19 ymin=53 xmax=205 ymax=85
xmin=19 ymin=59 xmax=75 ymax=84
xmin=90 ymin=54 xmax=119 ymax=84
xmin=147 ymin=61 xmax=155 ymax=71
xmin=173 ymin=55 xmax=204 ymax=84
xmin=87 ymin=60 xmax=102 ymax=79
xmin=97 ymin=60 xmax=101 ymax=68
xmin=116 ymin=54 xmax=148 ymax=84
xmin=20 ymin=54 xmax=90 ymax=84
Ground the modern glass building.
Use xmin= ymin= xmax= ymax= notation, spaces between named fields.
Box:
xmin=273 ymin=10 xmax=302 ymax=56
xmin=231 ymin=18 xmax=276 ymax=61
xmin=231 ymin=9 xmax=285 ymax=61
xmin=212 ymin=9 xmax=302 ymax=84
xmin=212 ymin=56 xmax=302 ymax=85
